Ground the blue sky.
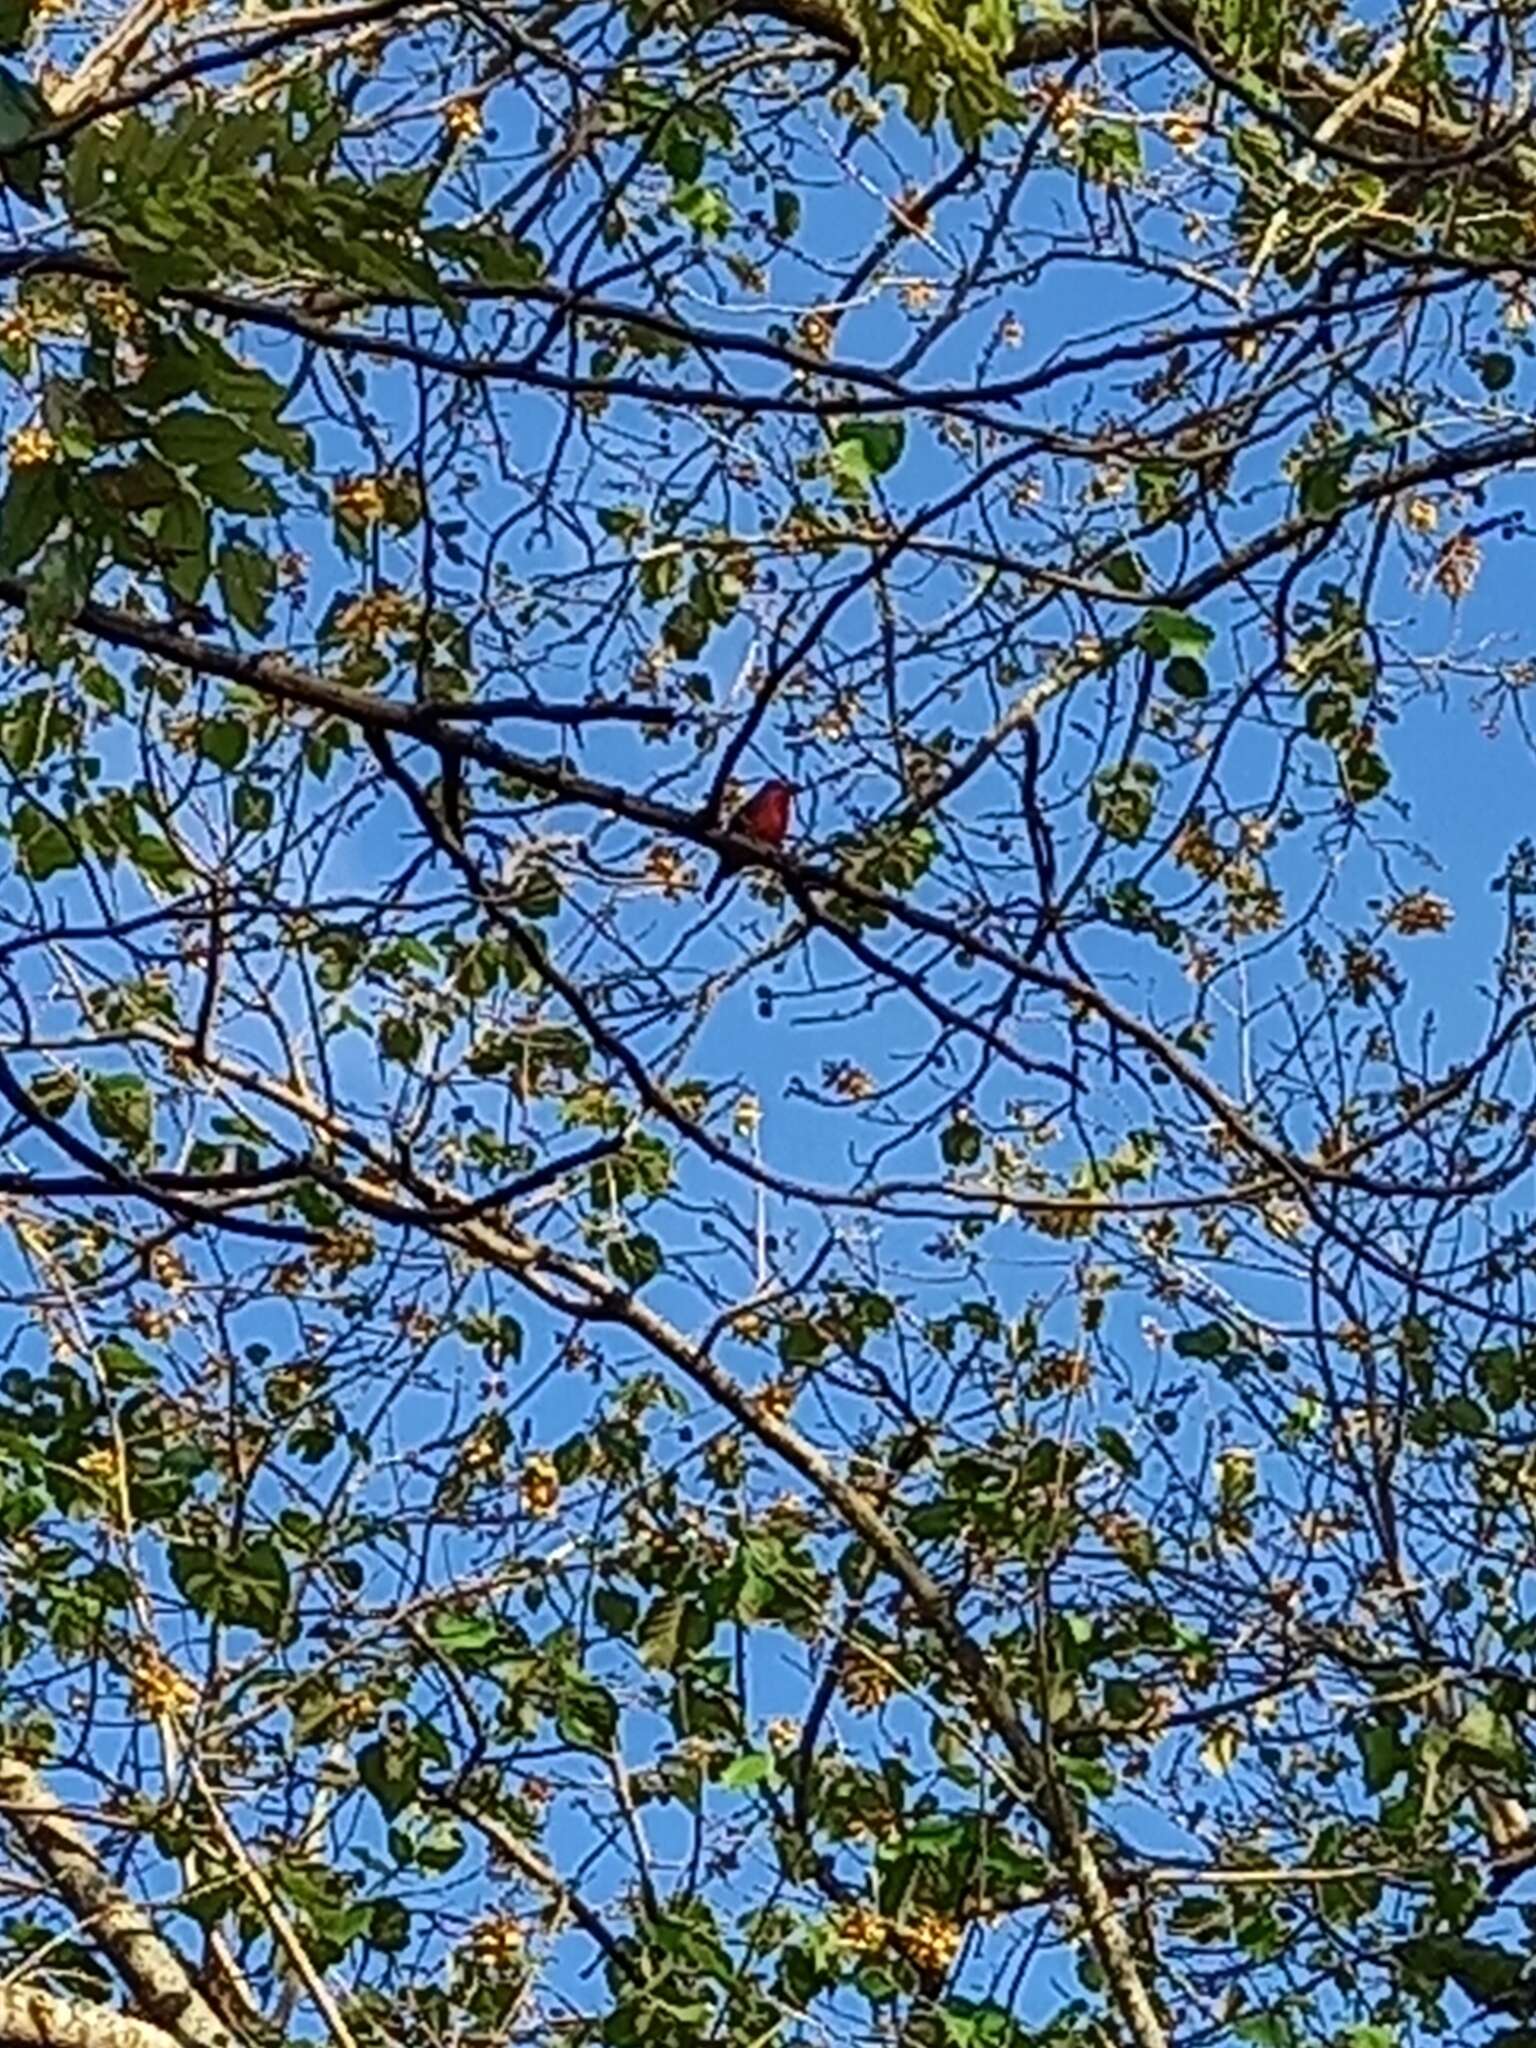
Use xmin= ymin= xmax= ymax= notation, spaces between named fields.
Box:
xmin=6 ymin=15 xmax=1536 ymax=2037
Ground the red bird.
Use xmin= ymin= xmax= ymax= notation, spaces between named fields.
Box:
xmin=704 ymin=778 xmax=793 ymax=899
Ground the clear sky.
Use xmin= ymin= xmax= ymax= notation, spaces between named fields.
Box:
xmin=7 ymin=19 xmax=1536 ymax=2038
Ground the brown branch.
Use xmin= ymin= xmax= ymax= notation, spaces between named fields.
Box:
xmin=23 ymin=0 xmax=420 ymax=146
xmin=0 ymin=1046 xmax=314 ymax=1247
xmin=0 ymin=244 xmax=1444 ymax=445
xmin=0 ymin=1986 xmax=188 ymax=2048
xmin=0 ymin=1759 xmax=236 ymax=2048
xmin=748 ymin=0 xmax=1536 ymax=194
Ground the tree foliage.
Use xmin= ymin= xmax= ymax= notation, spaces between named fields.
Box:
xmin=1 ymin=0 xmax=1536 ymax=2044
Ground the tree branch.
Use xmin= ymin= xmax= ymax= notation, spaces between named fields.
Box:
xmin=0 ymin=1759 xmax=235 ymax=2048
xmin=0 ymin=1985 xmax=187 ymax=2048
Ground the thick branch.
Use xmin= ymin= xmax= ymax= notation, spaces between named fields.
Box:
xmin=0 ymin=1759 xmax=235 ymax=2048
xmin=0 ymin=1986 xmax=185 ymax=2048
xmin=750 ymin=0 xmax=1536 ymax=194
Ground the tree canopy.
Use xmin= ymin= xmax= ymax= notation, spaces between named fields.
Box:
xmin=3 ymin=0 xmax=1536 ymax=2044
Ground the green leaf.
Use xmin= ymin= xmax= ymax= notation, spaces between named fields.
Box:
xmin=1136 ymin=460 xmax=1185 ymax=523
xmin=12 ymin=802 xmax=78 ymax=880
xmin=1473 ymin=350 xmax=1515 ymax=393
xmin=662 ymin=132 xmax=703 ymax=183
xmin=121 ymin=333 xmax=204 ymax=410
xmin=196 ymin=460 xmax=277 ymax=515
xmin=246 ymin=414 xmax=312 ymax=473
xmin=778 ymin=1317 xmax=828 ymax=1367
xmin=95 ymin=459 xmax=180 ymax=513
xmin=1355 ymin=1719 xmax=1406 ymax=1794
xmin=1473 ymin=1345 xmax=1521 ymax=1412
xmin=128 ymin=830 xmax=189 ymax=891
xmin=367 ymin=1898 xmax=411 ymax=1953
xmin=1340 ymin=742 xmax=1390 ymax=804
xmin=87 ymin=1072 xmax=153 ymax=1153
xmin=672 ymin=181 xmax=732 ymax=238
xmin=0 ymin=1 xmax=33 ymax=56
xmin=1173 ymin=1322 xmax=1230 ymax=1360
xmin=772 ymin=188 xmax=801 ymax=239
xmin=195 ymin=341 xmax=288 ymax=419
xmin=836 ymin=418 xmax=904 ymax=475
xmin=1097 ymin=1425 xmax=1140 ymax=1475
xmin=25 ymin=538 xmax=91 ymax=646
xmin=414 ymin=1820 xmax=465 ymax=1874
xmin=152 ymin=410 xmax=257 ymax=468
xmin=198 ymin=715 xmax=248 ymax=771
xmin=639 ymin=552 xmax=682 ymax=604
xmin=217 ymin=539 xmax=275 ymax=633
xmin=1164 ymin=655 xmax=1208 ymax=699
xmin=426 ymin=1609 xmax=499 ymax=1660
xmin=358 ymin=1736 xmax=420 ymax=1819
xmin=831 ymin=418 xmax=905 ymax=498
xmin=1408 ymin=1935 xmax=1526 ymax=2007
xmin=232 ymin=780 xmax=274 ymax=833
xmin=662 ymin=602 xmax=710 ymax=659
xmin=555 ymin=1678 xmax=618 ymax=1750
xmin=1136 ymin=608 xmax=1213 ymax=659
xmin=1079 ymin=118 xmax=1141 ymax=184
xmin=156 ymin=491 xmax=210 ymax=602
xmin=1089 ymin=761 xmax=1159 ymax=846
xmin=169 ymin=1536 xmax=290 ymax=1636
xmin=1299 ymin=458 xmax=1347 ymax=517
xmin=379 ymin=1015 xmax=421 ymax=1065
xmin=1233 ymin=2019 xmax=1297 ymax=2048
xmin=596 ymin=504 xmax=645 ymax=543
xmin=0 ymin=465 xmax=64 ymax=571
xmin=940 ymin=1116 xmax=982 ymax=1167
xmin=466 ymin=235 xmax=545 ymax=286
xmin=99 ymin=1338 xmax=154 ymax=1387
xmin=594 ymin=1587 xmax=639 ymax=1635
xmin=1442 ymin=1393 xmax=1487 ymax=1436
xmin=0 ymin=68 xmax=46 ymax=205
xmin=719 ymin=1750 xmax=772 ymax=1790
xmin=608 ymin=1232 xmax=663 ymax=1288
xmin=0 ymin=692 xmax=63 ymax=774
xmin=638 ymin=1592 xmax=689 ymax=1669
xmin=1306 ymin=689 xmax=1353 ymax=741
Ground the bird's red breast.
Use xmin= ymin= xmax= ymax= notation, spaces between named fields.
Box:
xmin=732 ymin=778 xmax=792 ymax=846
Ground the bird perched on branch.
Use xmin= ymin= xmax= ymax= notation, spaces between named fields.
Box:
xmin=703 ymin=778 xmax=793 ymax=900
